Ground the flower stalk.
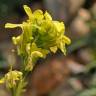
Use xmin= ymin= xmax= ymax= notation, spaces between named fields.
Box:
xmin=0 ymin=5 xmax=71 ymax=96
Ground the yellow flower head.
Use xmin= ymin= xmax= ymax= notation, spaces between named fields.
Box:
xmin=0 ymin=71 xmax=22 ymax=88
xmin=5 ymin=5 xmax=71 ymax=71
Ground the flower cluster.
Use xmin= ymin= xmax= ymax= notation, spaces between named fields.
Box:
xmin=5 ymin=5 xmax=71 ymax=71
xmin=0 ymin=70 xmax=22 ymax=88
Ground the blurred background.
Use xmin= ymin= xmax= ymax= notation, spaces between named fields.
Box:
xmin=0 ymin=0 xmax=96 ymax=96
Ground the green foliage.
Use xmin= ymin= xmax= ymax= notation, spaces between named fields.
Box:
xmin=77 ymin=88 xmax=96 ymax=96
xmin=75 ymin=12 xmax=96 ymax=96
xmin=76 ymin=73 xmax=96 ymax=96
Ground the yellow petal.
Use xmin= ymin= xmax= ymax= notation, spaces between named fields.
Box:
xmin=50 ymin=46 xmax=57 ymax=53
xmin=33 ymin=10 xmax=44 ymax=20
xmin=44 ymin=11 xmax=52 ymax=20
xmin=53 ymin=21 xmax=65 ymax=32
xmin=59 ymin=42 xmax=66 ymax=55
xmin=23 ymin=5 xmax=33 ymax=19
xmin=63 ymin=36 xmax=71 ymax=45
xmin=31 ymin=51 xmax=43 ymax=57
xmin=12 ymin=36 xmax=21 ymax=45
xmin=5 ymin=23 xmax=21 ymax=28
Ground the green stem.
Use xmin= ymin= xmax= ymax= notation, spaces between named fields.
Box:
xmin=11 ymin=87 xmax=16 ymax=96
xmin=11 ymin=55 xmax=30 ymax=96
xmin=12 ymin=71 xmax=29 ymax=96
xmin=15 ymin=79 xmax=24 ymax=96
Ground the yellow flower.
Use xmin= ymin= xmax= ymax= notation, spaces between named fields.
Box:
xmin=0 ymin=71 xmax=23 ymax=88
xmin=5 ymin=5 xmax=71 ymax=71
